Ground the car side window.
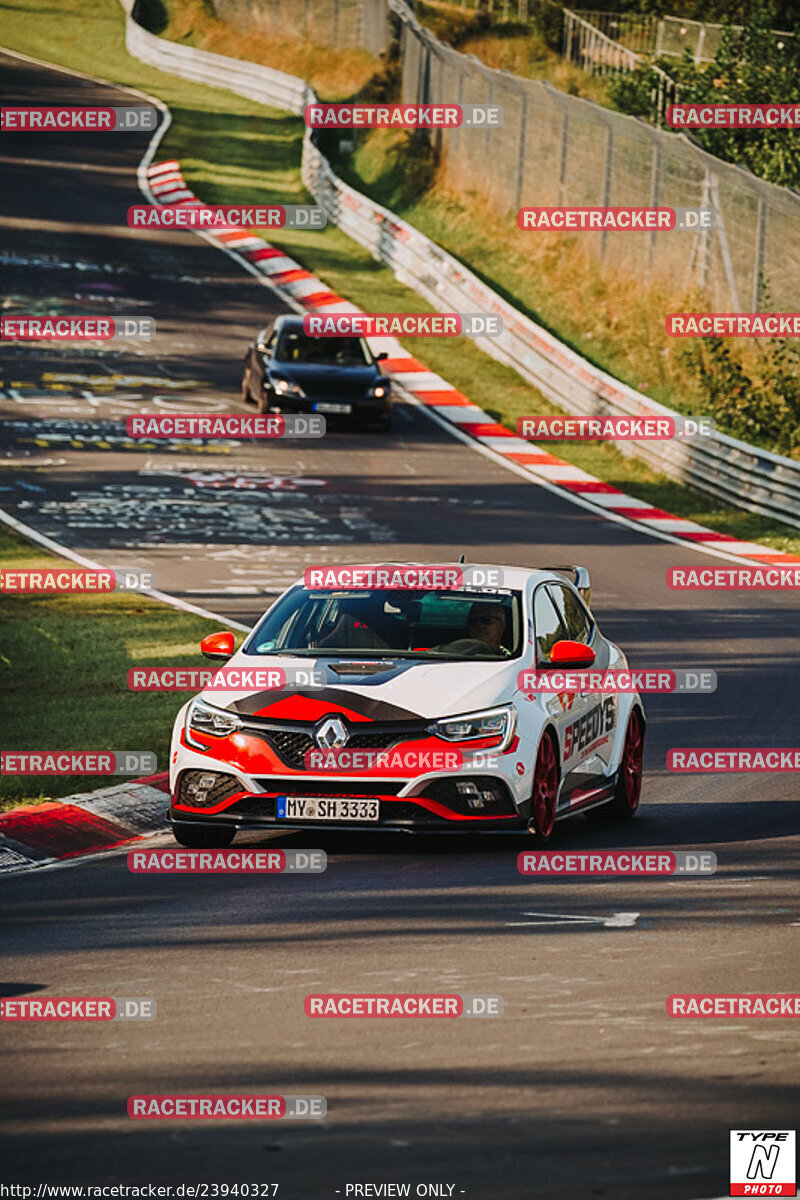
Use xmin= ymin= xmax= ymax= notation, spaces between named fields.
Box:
xmin=546 ymin=583 xmax=593 ymax=644
xmin=533 ymin=586 xmax=567 ymax=663
xmin=265 ymin=328 xmax=278 ymax=352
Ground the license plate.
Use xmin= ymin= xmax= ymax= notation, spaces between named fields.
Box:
xmin=313 ymin=402 xmax=352 ymax=414
xmin=276 ymin=797 xmax=379 ymax=822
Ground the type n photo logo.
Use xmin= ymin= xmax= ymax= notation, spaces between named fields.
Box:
xmin=730 ymin=1130 xmax=796 ymax=1196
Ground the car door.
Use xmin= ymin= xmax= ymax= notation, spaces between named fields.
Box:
xmin=546 ymin=581 xmax=616 ymax=782
xmin=530 ymin=583 xmax=592 ymax=799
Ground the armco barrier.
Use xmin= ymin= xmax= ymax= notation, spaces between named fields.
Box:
xmin=122 ymin=5 xmax=800 ymax=529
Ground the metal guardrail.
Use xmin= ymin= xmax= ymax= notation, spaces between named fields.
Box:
xmin=122 ymin=6 xmax=800 ymax=529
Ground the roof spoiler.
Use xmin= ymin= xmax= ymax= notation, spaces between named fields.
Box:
xmin=542 ymin=565 xmax=591 ymax=610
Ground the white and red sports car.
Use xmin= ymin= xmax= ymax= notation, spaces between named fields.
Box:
xmin=168 ymin=564 xmax=645 ymax=845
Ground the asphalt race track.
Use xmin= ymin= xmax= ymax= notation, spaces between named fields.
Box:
xmin=1 ymin=51 xmax=799 ymax=1200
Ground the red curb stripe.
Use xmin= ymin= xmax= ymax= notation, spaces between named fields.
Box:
xmin=245 ymin=246 xmax=286 ymax=261
xmin=611 ymin=507 xmax=677 ymax=520
xmin=302 ymin=292 xmax=346 ymax=307
xmin=133 ymin=772 xmax=170 ymax=793
xmin=214 ymin=229 xmax=255 ymax=243
xmin=413 ymin=389 xmax=474 ymax=407
xmin=464 ymin=423 xmax=515 ymax=439
xmin=270 ymin=268 xmax=313 ymax=284
xmin=560 ymin=480 xmax=625 ymax=494
xmin=505 ymin=451 xmax=570 ymax=466
xmin=0 ymin=804 xmax=137 ymax=859
xmin=680 ymin=531 xmax=739 ymax=542
xmin=745 ymin=553 xmax=800 ymax=563
xmin=385 ymin=358 xmax=426 ymax=372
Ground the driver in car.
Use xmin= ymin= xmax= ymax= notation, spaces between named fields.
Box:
xmin=466 ymin=602 xmax=510 ymax=655
xmin=434 ymin=601 xmax=511 ymax=657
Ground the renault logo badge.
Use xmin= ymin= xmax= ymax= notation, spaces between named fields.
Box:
xmin=315 ymin=716 xmax=349 ymax=749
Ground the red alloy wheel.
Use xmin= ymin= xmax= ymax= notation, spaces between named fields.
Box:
xmin=620 ymin=710 xmax=644 ymax=813
xmin=532 ymin=734 xmax=559 ymax=841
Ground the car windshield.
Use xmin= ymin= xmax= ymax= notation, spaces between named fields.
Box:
xmin=244 ymin=588 xmax=523 ymax=660
xmin=274 ymin=330 xmax=371 ymax=367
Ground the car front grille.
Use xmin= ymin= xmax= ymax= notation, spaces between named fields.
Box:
xmin=244 ymin=721 xmax=426 ymax=770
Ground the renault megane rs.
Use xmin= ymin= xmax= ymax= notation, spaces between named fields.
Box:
xmin=168 ymin=564 xmax=645 ymax=845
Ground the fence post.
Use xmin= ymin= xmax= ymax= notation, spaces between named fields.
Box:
xmin=648 ymin=143 xmax=661 ymax=267
xmin=710 ymin=174 xmax=740 ymax=309
xmin=599 ymin=125 xmax=613 ymax=256
xmin=751 ymin=197 xmax=767 ymax=311
xmin=558 ymin=107 xmax=569 ymax=206
xmin=515 ymin=86 xmax=529 ymax=212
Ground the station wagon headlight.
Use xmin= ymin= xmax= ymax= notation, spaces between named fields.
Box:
xmin=271 ymin=378 xmax=305 ymax=398
xmin=429 ymin=705 xmax=516 ymax=749
xmin=185 ymin=699 xmax=243 ymax=749
xmin=369 ymin=383 xmax=388 ymax=398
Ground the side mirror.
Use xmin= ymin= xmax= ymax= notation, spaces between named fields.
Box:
xmin=546 ymin=640 xmax=595 ymax=667
xmin=375 ymin=351 xmax=388 ymax=361
xmin=200 ymin=631 xmax=235 ymax=660
xmin=256 ymin=342 xmax=271 ymax=355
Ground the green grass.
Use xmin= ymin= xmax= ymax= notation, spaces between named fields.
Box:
xmin=1 ymin=0 xmax=799 ymax=561
xmin=0 ymin=527 xmax=231 ymax=809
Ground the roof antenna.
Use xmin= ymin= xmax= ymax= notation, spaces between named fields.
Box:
xmin=457 ymin=553 xmax=466 ymax=563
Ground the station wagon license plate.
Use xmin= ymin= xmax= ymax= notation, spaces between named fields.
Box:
xmin=313 ymin=402 xmax=352 ymax=414
xmin=276 ymin=797 xmax=379 ymax=822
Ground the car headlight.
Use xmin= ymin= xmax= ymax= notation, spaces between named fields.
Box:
xmin=428 ymin=706 xmax=516 ymax=749
xmin=271 ymin=378 xmax=305 ymax=398
xmin=369 ymin=383 xmax=389 ymax=398
xmin=185 ymin=699 xmax=243 ymax=749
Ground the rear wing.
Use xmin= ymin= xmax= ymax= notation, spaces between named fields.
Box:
xmin=541 ymin=565 xmax=591 ymax=610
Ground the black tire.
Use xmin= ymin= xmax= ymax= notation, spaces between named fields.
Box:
xmin=172 ymin=820 xmax=236 ymax=848
xmin=371 ymin=414 xmax=393 ymax=433
xmin=592 ymin=709 xmax=644 ymax=822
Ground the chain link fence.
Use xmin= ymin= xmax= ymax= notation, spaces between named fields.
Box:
xmin=211 ymin=0 xmax=800 ymax=309
xmin=214 ymin=0 xmax=375 ymax=51
xmin=395 ymin=1 xmax=800 ymax=311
